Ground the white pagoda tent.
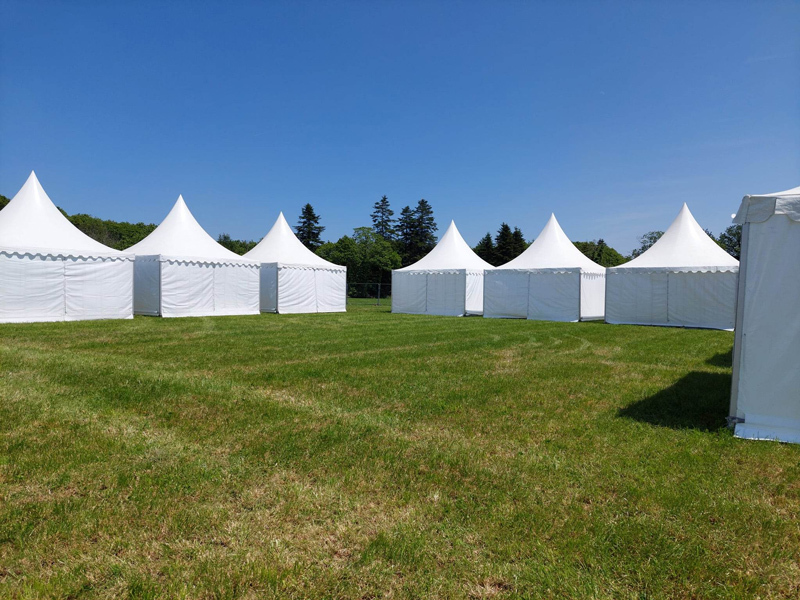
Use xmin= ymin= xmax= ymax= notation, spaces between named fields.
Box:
xmin=244 ymin=212 xmax=346 ymax=314
xmin=484 ymin=214 xmax=605 ymax=321
xmin=0 ymin=171 xmax=133 ymax=323
xmin=729 ymin=186 xmax=800 ymax=444
xmin=605 ymin=203 xmax=739 ymax=329
xmin=128 ymin=196 xmax=259 ymax=318
xmin=392 ymin=221 xmax=493 ymax=316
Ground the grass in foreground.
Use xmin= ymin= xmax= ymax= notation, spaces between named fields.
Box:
xmin=0 ymin=305 xmax=798 ymax=599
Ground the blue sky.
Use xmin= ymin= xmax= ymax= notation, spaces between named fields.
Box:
xmin=1 ymin=1 xmax=798 ymax=254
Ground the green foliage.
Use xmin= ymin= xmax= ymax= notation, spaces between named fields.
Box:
xmin=631 ymin=230 xmax=664 ymax=258
xmin=473 ymin=232 xmax=495 ymax=265
xmin=295 ymin=203 xmax=325 ymax=251
xmin=472 ymin=224 xmax=528 ymax=266
xmin=396 ymin=199 xmax=438 ymax=266
xmin=574 ymin=239 xmax=628 ymax=267
xmin=718 ymin=224 xmax=742 ymax=260
xmin=0 ymin=194 xmax=9 ymax=211
xmin=316 ymin=226 xmax=401 ymax=290
xmin=217 ymin=233 xmax=257 ymax=256
xmin=370 ymin=195 xmax=396 ymax=241
xmin=65 ymin=213 xmax=157 ymax=250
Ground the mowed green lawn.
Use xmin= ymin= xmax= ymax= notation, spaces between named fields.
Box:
xmin=1 ymin=304 xmax=799 ymax=599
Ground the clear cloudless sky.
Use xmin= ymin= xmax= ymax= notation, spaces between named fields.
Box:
xmin=1 ymin=0 xmax=798 ymax=254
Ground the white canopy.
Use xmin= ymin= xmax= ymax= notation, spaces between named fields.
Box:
xmin=396 ymin=221 xmax=494 ymax=272
xmin=733 ymin=185 xmax=800 ymax=223
xmin=605 ymin=203 xmax=738 ymax=329
xmin=614 ymin=203 xmax=738 ymax=271
xmin=0 ymin=171 xmax=133 ymax=323
xmin=731 ymin=184 xmax=800 ymax=444
xmin=498 ymin=213 xmax=603 ymax=272
xmin=128 ymin=195 xmax=255 ymax=264
xmin=244 ymin=212 xmax=343 ymax=270
xmin=0 ymin=171 xmax=128 ymax=258
xmin=484 ymin=214 xmax=605 ymax=321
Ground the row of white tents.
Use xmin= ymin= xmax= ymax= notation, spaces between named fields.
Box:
xmin=0 ymin=172 xmax=346 ymax=322
xmin=392 ymin=204 xmax=739 ymax=331
xmin=1 ymin=172 xmax=799 ymax=445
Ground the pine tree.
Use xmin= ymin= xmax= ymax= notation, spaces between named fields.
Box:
xmin=295 ymin=203 xmax=325 ymax=251
xmin=494 ymin=223 xmax=515 ymax=265
xmin=371 ymin=195 xmax=396 ymax=241
xmin=413 ymin=199 xmax=437 ymax=254
xmin=473 ymin=233 xmax=496 ymax=265
xmin=396 ymin=206 xmax=416 ymax=265
xmin=510 ymin=227 xmax=527 ymax=258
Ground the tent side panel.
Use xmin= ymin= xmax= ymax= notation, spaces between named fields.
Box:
xmin=528 ymin=271 xmax=580 ymax=322
xmin=464 ymin=272 xmax=485 ymax=315
xmin=391 ymin=271 xmax=427 ymax=314
xmin=259 ymin=264 xmax=278 ymax=313
xmin=277 ymin=266 xmax=316 ymax=314
xmin=605 ymin=270 xmax=668 ymax=325
xmin=134 ymin=257 xmax=161 ymax=316
xmin=315 ymin=269 xmax=347 ymax=313
xmin=160 ymin=261 xmax=215 ymax=318
xmin=667 ymin=271 xmax=737 ymax=330
xmin=580 ymin=271 xmax=606 ymax=321
xmin=65 ymin=258 xmax=133 ymax=321
xmin=733 ymin=215 xmax=800 ymax=442
xmin=213 ymin=264 xmax=260 ymax=316
xmin=483 ymin=270 xmax=528 ymax=319
xmin=426 ymin=271 xmax=467 ymax=316
xmin=0 ymin=253 xmax=66 ymax=323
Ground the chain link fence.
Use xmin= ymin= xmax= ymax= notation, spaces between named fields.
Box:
xmin=347 ymin=282 xmax=392 ymax=307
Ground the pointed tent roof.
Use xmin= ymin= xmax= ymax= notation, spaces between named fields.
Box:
xmin=244 ymin=212 xmax=344 ymax=269
xmin=396 ymin=221 xmax=494 ymax=272
xmin=734 ymin=185 xmax=800 ymax=224
xmin=0 ymin=171 xmax=128 ymax=258
xmin=128 ymin=195 xmax=254 ymax=263
xmin=497 ymin=213 xmax=604 ymax=272
xmin=614 ymin=203 xmax=739 ymax=270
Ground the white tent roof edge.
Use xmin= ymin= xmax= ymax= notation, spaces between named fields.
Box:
xmin=244 ymin=212 xmax=344 ymax=270
xmin=395 ymin=220 xmax=494 ymax=272
xmin=0 ymin=171 xmax=132 ymax=260
xmin=734 ymin=185 xmax=800 ymax=224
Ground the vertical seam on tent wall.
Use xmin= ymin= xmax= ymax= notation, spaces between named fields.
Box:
xmin=730 ymin=221 xmax=751 ymax=418
xmin=526 ymin=271 xmax=532 ymax=319
xmin=62 ymin=258 xmax=67 ymax=317
xmin=424 ymin=273 xmax=428 ymax=314
xmin=577 ymin=270 xmax=582 ymax=322
xmin=315 ymin=267 xmax=320 ymax=313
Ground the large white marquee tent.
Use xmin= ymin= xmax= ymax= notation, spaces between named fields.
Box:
xmin=484 ymin=214 xmax=605 ymax=321
xmin=244 ymin=212 xmax=346 ymax=313
xmin=0 ymin=172 xmax=133 ymax=323
xmin=392 ymin=221 xmax=493 ymax=316
xmin=128 ymin=196 xmax=259 ymax=318
xmin=605 ymin=203 xmax=739 ymax=330
xmin=729 ymin=186 xmax=800 ymax=444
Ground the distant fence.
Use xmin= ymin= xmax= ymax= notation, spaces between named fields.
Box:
xmin=347 ymin=282 xmax=391 ymax=306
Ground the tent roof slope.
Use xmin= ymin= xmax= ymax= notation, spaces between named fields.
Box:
xmin=0 ymin=171 xmax=129 ymax=258
xmin=396 ymin=220 xmax=494 ymax=272
xmin=128 ymin=195 xmax=255 ymax=264
xmin=244 ymin=212 xmax=344 ymax=269
xmin=734 ymin=185 xmax=800 ymax=224
xmin=498 ymin=213 xmax=604 ymax=273
xmin=613 ymin=203 xmax=739 ymax=270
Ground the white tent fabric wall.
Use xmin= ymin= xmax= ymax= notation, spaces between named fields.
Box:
xmin=392 ymin=221 xmax=493 ymax=316
xmin=605 ymin=203 xmax=739 ymax=330
xmin=729 ymin=186 xmax=800 ymax=444
xmin=483 ymin=214 xmax=606 ymax=322
xmin=128 ymin=196 xmax=259 ymax=318
xmin=0 ymin=172 xmax=133 ymax=323
xmin=244 ymin=213 xmax=346 ymax=314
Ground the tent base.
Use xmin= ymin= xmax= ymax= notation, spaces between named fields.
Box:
xmin=735 ymin=420 xmax=800 ymax=445
xmin=605 ymin=320 xmax=733 ymax=331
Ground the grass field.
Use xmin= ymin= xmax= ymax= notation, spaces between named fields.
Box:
xmin=1 ymin=304 xmax=799 ymax=599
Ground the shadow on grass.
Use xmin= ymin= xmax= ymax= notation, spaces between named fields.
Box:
xmin=618 ymin=372 xmax=731 ymax=431
xmin=706 ymin=348 xmax=732 ymax=368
